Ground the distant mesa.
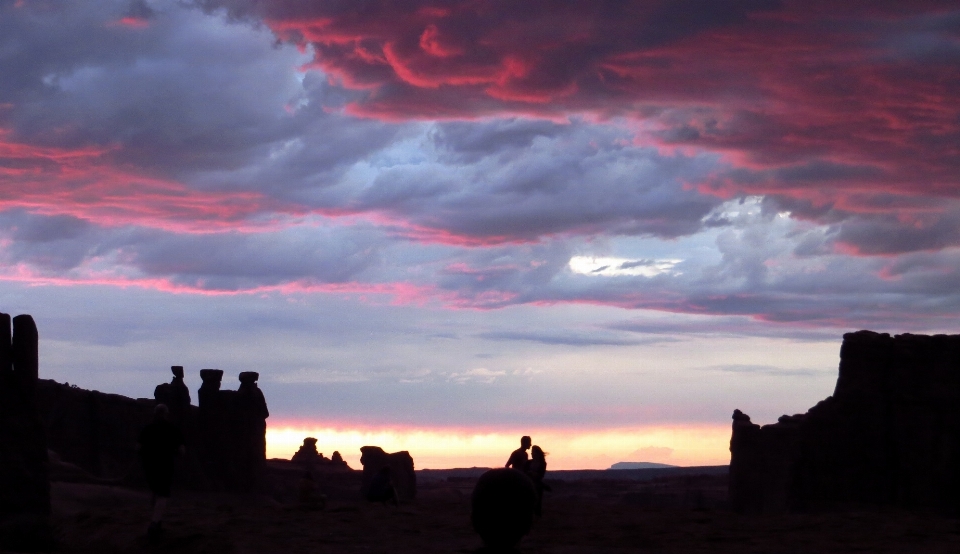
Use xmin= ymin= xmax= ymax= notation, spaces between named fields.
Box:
xmin=609 ymin=462 xmax=676 ymax=470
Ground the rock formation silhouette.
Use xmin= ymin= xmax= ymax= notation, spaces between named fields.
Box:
xmin=196 ymin=368 xmax=224 ymax=488
xmin=471 ymin=468 xmax=537 ymax=551
xmin=197 ymin=369 xmax=270 ymax=492
xmin=39 ymin=380 xmax=158 ymax=482
xmin=331 ymin=450 xmax=348 ymax=467
xmin=154 ymin=366 xmax=191 ymax=417
xmin=0 ymin=313 xmax=54 ymax=551
xmin=291 ymin=438 xmax=351 ymax=472
xmin=730 ymin=330 xmax=960 ymax=513
xmin=360 ymin=446 xmax=416 ymax=501
xmin=36 ymin=365 xmax=269 ymax=493
xmin=292 ymin=437 xmax=324 ymax=465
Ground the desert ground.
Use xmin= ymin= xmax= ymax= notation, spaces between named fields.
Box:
xmin=46 ymin=463 xmax=960 ymax=554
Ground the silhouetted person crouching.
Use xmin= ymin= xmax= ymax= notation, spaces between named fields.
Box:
xmin=505 ymin=435 xmax=531 ymax=470
xmin=137 ymin=404 xmax=185 ymax=541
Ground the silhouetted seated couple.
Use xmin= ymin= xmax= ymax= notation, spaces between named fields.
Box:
xmin=505 ymin=435 xmax=549 ymax=516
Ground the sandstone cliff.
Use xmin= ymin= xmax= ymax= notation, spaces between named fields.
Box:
xmin=730 ymin=331 xmax=960 ymax=513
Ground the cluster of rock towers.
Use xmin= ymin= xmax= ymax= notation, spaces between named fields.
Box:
xmin=13 ymin=314 xmax=272 ymax=495
xmin=195 ymin=368 xmax=270 ymax=491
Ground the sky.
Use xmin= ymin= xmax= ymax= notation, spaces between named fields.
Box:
xmin=1 ymin=0 xmax=958 ymax=469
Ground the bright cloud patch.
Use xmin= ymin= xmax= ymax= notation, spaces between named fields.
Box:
xmin=568 ymin=256 xmax=682 ymax=277
xmin=448 ymin=367 xmax=507 ymax=384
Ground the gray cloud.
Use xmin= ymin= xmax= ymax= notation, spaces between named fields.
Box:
xmin=1 ymin=0 xmax=401 ymax=186
xmin=3 ymin=0 xmax=960 ymax=350
xmin=699 ymin=364 xmax=829 ymax=378
xmin=0 ymin=210 xmax=383 ymax=289
xmin=476 ymin=330 xmax=666 ymax=347
xmin=352 ymin=121 xmax=722 ymax=242
xmin=431 ymin=119 xmax=567 ymax=163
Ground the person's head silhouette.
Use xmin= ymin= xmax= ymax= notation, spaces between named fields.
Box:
xmin=531 ymin=445 xmax=544 ymax=461
xmin=520 ymin=436 xmax=531 ymax=450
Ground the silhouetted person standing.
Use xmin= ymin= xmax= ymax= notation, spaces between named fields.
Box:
xmin=298 ymin=471 xmax=326 ymax=511
xmin=526 ymin=445 xmax=549 ymax=516
xmin=138 ymin=404 xmax=185 ymax=542
xmin=506 ymin=435 xmax=531 ymax=470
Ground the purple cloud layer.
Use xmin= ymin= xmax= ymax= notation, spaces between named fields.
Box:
xmin=1 ymin=0 xmax=959 ymax=337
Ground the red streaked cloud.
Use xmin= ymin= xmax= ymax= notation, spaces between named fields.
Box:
xmin=0 ymin=261 xmax=448 ymax=305
xmin=5 ymin=0 xmax=960 ymax=334
xmin=0 ymin=130 xmax=302 ymax=233
xmin=108 ymin=16 xmax=150 ymax=29
xmin=237 ymin=0 xmax=960 ymax=243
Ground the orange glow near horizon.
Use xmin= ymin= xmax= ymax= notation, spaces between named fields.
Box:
xmin=266 ymin=423 xmax=731 ymax=470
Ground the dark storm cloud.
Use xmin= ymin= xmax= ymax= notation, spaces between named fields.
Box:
xmin=2 ymin=0 xmax=960 ymax=340
xmin=431 ymin=119 xmax=575 ymax=163
xmin=195 ymin=0 xmax=960 ymax=254
xmin=1 ymin=0 xmax=722 ymax=247
xmin=199 ymin=0 xmax=780 ymax=105
xmin=192 ymin=116 xmax=723 ymax=244
xmin=352 ymin=122 xmax=720 ymax=242
xmin=0 ymin=0 xmax=399 ymax=179
xmin=834 ymin=210 xmax=960 ymax=255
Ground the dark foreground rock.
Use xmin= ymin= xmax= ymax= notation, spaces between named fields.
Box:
xmin=360 ymin=446 xmax=416 ymax=501
xmin=0 ymin=313 xmax=55 ymax=551
xmin=730 ymin=330 xmax=960 ymax=513
xmin=471 ymin=468 xmax=536 ymax=550
xmin=52 ymin=466 xmax=819 ymax=554
xmin=37 ymin=367 xmax=270 ymax=493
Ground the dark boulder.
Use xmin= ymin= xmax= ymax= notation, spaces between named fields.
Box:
xmin=359 ymin=446 xmax=416 ymax=501
xmin=471 ymin=468 xmax=536 ymax=550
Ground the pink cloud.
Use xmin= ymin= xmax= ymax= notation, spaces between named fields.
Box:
xmin=107 ymin=16 xmax=150 ymax=29
xmin=0 ymin=261 xmax=451 ymax=305
xmin=249 ymin=0 xmax=959 ymax=237
xmin=0 ymin=130 xmax=305 ymax=233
